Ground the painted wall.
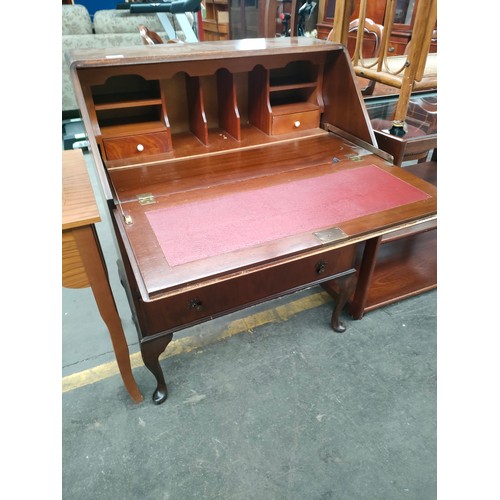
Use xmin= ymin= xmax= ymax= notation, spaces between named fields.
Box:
xmin=74 ymin=0 xmax=117 ymax=18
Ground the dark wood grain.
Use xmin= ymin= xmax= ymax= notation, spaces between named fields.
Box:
xmin=217 ymin=68 xmax=241 ymax=141
xmin=70 ymin=39 xmax=437 ymax=404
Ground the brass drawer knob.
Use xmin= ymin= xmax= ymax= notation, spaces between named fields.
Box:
xmin=315 ymin=260 xmax=327 ymax=274
xmin=188 ymin=298 xmax=204 ymax=311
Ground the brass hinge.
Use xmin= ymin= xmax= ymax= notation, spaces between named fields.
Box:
xmin=137 ymin=192 xmax=156 ymax=205
xmin=345 ymin=153 xmax=362 ymax=162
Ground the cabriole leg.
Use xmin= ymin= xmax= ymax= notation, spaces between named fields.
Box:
xmin=140 ymin=333 xmax=173 ymax=405
xmin=331 ymin=273 xmax=357 ymax=333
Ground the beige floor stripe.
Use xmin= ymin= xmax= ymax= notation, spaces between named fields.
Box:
xmin=62 ymin=291 xmax=331 ymax=394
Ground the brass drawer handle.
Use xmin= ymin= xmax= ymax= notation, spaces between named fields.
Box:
xmin=188 ymin=298 xmax=204 ymax=311
xmin=315 ymin=260 xmax=327 ymax=274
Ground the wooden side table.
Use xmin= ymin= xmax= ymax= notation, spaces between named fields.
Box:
xmin=348 ymin=160 xmax=437 ymax=319
xmin=62 ymin=149 xmax=143 ymax=403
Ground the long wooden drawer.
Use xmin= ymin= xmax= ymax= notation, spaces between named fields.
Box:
xmin=271 ymin=109 xmax=320 ymax=135
xmin=138 ymin=244 xmax=357 ymax=336
xmin=103 ymin=132 xmax=171 ymax=160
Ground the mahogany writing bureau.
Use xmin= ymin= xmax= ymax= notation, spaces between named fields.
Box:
xmin=68 ymin=38 xmax=437 ymax=404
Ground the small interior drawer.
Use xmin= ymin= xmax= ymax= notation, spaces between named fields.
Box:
xmin=271 ymin=109 xmax=320 ymax=135
xmin=103 ymin=132 xmax=171 ymax=160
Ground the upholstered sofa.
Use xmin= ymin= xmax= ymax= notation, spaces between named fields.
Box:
xmin=62 ymin=4 xmax=195 ymax=114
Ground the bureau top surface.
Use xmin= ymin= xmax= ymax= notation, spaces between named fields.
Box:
xmin=66 ymin=37 xmax=345 ymax=68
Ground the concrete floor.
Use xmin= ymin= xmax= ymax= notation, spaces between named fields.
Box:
xmin=62 ymin=151 xmax=437 ymax=499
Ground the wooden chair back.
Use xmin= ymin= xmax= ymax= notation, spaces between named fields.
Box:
xmin=139 ymin=25 xmax=164 ymax=45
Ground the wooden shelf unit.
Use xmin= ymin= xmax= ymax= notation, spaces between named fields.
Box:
xmin=248 ymin=59 xmax=323 ymax=136
xmin=75 ymin=44 xmax=339 ymax=166
xmin=202 ymin=0 xmax=230 ymax=40
xmin=348 ymin=160 xmax=437 ymax=318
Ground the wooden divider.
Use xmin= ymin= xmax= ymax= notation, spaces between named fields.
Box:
xmin=216 ymin=68 xmax=241 ymax=141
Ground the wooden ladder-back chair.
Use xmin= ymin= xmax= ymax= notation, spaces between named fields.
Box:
xmin=139 ymin=25 xmax=184 ymax=45
xmin=347 ymin=17 xmax=384 ymax=96
xmin=328 ymin=0 xmax=437 ymax=136
xmin=139 ymin=25 xmax=164 ymax=45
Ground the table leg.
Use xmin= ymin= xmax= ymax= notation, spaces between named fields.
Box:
xmin=321 ymin=269 xmax=357 ymax=332
xmin=329 ymin=271 xmax=357 ymax=332
xmin=349 ymin=236 xmax=382 ymax=320
xmin=140 ymin=333 xmax=174 ymax=405
xmin=73 ymin=225 xmax=143 ymax=403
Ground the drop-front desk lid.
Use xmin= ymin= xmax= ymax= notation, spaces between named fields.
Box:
xmin=109 ymin=134 xmax=436 ymax=298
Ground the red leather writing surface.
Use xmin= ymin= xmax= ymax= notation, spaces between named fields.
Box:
xmin=145 ymin=165 xmax=429 ymax=266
